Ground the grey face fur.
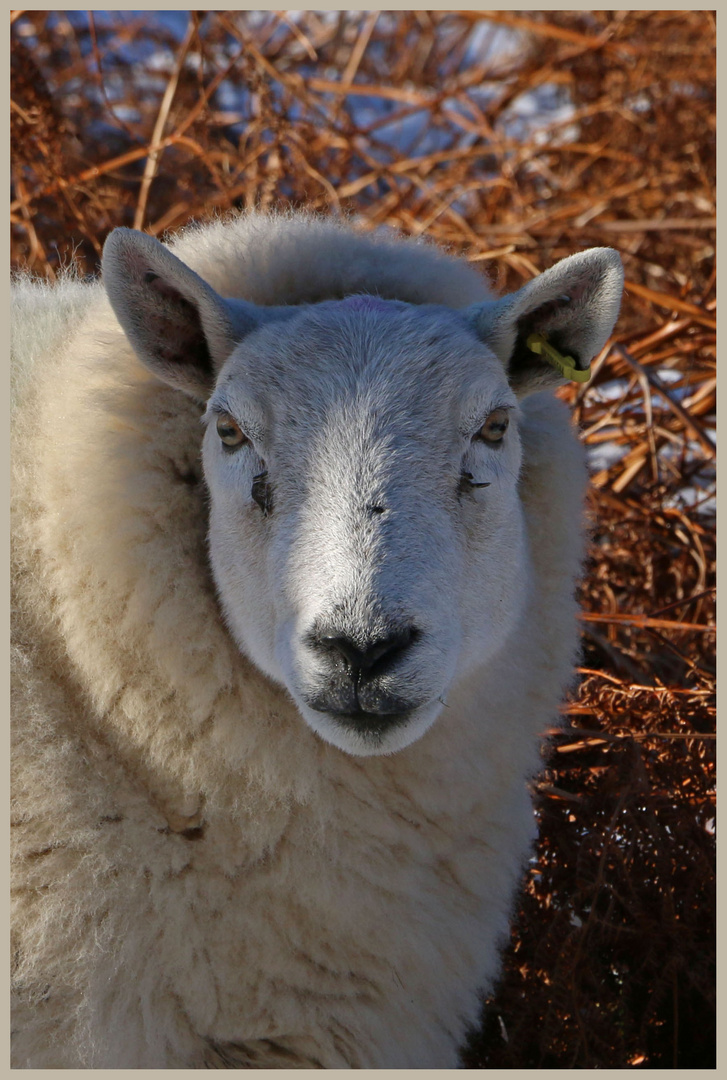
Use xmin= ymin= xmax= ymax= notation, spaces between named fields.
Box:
xmin=202 ymin=298 xmax=526 ymax=755
xmin=102 ymin=227 xmax=623 ymax=756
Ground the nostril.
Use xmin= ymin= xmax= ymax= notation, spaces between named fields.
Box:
xmin=315 ymin=626 xmax=417 ymax=677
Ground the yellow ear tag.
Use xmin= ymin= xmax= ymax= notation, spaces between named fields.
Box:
xmin=526 ymin=332 xmax=591 ymax=383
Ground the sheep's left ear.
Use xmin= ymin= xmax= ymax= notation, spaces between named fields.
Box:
xmin=467 ymin=248 xmax=624 ymax=397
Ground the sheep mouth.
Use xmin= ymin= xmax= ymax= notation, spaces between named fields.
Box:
xmin=320 ymin=706 xmax=413 ymax=738
xmin=302 ymin=687 xmax=417 ymax=731
xmin=297 ymin=695 xmax=444 ymax=757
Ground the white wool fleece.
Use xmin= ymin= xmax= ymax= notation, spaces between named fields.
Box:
xmin=11 ymin=211 xmax=619 ymax=1068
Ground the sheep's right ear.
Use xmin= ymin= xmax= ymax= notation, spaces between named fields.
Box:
xmin=102 ymin=228 xmax=266 ymax=401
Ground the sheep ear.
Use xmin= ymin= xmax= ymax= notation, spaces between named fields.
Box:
xmin=468 ymin=248 xmax=624 ymax=397
xmin=102 ymin=228 xmax=264 ymax=401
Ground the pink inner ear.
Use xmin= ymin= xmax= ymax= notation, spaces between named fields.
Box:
xmin=146 ymin=273 xmax=185 ymax=303
xmin=339 ymin=295 xmax=395 ymax=314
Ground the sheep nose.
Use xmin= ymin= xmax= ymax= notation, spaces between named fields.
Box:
xmin=314 ymin=626 xmax=416 ymax=681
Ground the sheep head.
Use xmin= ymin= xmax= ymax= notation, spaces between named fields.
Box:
xmin=102 ymin=227 xmax=622 ymax=757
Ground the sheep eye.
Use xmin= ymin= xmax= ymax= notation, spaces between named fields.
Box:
xmin=216 ymin=412 xmax=247 ymax=449
xmin=477 ymin=407 xmax=510 ymax=444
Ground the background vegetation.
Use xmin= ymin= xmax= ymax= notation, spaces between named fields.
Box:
xmin=11 ymin=9 xmax=715 ymax=1068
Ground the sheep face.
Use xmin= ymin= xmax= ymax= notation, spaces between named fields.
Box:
xmin=102 ymin=226 xmax=623 ymax=757
xmin=202 ymin=298 xmax=528 ymax=756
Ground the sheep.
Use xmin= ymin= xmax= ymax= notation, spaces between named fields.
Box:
xmin=11 ymin=211 xmax=623 ymax=1069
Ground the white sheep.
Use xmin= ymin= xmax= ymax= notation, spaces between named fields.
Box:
xmin=11 ymin=212 xmax=623 ymax=1068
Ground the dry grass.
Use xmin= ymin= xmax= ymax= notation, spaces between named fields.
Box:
xmin=11 ymin=9 xmax=715 ymax=1069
